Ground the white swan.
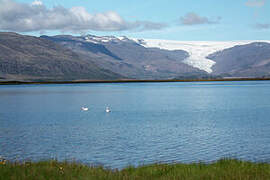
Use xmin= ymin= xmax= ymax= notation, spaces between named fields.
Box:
xmin=106 ymin=107 xmax=111 ymax=113
xmin=81 ymin=107 xmax=89 ymax=111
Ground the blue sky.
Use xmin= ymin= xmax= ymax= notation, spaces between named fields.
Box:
xmin=1 ymin=0 xmax=270 ymax=40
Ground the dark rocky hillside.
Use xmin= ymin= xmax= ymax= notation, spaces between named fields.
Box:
xmin=208 ymin=42 xmax=270 ymax=77
xmin=0 ymin=32 xmax=123 ymax=81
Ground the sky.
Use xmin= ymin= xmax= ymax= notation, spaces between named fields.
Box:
xmin=0 ymin=0 xmax=269 ymax=40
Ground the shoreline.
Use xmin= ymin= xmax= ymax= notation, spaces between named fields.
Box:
xmin=1 ymin=78 xmax=270 ymax=85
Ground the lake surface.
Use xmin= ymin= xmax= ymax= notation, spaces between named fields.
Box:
xmin=1 ymin=81 xmax=270 ymax=168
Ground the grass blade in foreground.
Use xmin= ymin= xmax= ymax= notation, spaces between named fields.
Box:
xmin=0 ymin=159 xmax=270 ymax=180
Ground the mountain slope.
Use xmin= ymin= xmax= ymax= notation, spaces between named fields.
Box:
xmin=0 ymin=32 xmax=122 ymax=81
xmin=207 ymin=42 xmax=270 ymax=77
xmin=42 ymin=35 xmax=207 ymax=79
xmin=41 ymin=35 xmax=123 ymax=61
xmin=41 ymin=35 xmax=149 ymax=79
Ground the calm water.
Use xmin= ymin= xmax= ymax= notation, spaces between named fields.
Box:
xmin=1 ymin=81 xmax=270 ymax=168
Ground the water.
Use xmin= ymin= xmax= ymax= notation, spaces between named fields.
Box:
xmin=1 ymin=81 xmax=270 ymax=169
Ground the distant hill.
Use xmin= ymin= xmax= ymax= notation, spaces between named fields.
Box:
xmin=207 ymin=42 xmax=270 ymax=77
xmin=0 ymin=32 xmax=123 ymax=81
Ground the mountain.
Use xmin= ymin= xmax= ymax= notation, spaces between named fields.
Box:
xmin=1 ymin=32 xmax=270 ymax=81
xmin=0 ymin=32 xmax=123 ymax=81
xmin=41 ymin=35 xmax=207 ymax=79
xmin=136 ymin=39 xmax=270 ymax=78
xmin=207 ymin=42 xmax=270 ymax=77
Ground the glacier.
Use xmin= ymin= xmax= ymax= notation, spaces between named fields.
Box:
xmin=132 ymin=39 xmax=270 ymax=73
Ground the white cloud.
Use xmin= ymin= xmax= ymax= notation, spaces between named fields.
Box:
xmin=245 ymin=0 xmax=265 ymax=7
xmin=31 ymin=0 xmax=42 ymax=6
xmin=179 ymin=13 xmax=221 ymax=25
xmin=0 ymin=0 xmax=167 ymax=33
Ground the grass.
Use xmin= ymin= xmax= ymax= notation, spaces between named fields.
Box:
xmin=1 ymin=159 xmax=270 ymax=180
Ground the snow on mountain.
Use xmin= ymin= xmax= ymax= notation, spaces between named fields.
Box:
xmin=132 ymin=39 xmax=270 ymax=73
xmin=84 ymin=35 xmax=129 ymax=44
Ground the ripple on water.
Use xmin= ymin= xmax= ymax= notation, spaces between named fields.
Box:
xmin=1 ymin=81 xmax=270 ymax=168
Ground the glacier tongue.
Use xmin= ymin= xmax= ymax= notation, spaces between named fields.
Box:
xmin=133 ymin=39 xmax=270 ymax=73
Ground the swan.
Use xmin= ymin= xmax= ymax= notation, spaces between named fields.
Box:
xmin=81 ymin=107 xmax=89 ymax=111
xmin=106 ymin=107 xmax=111 ymax=113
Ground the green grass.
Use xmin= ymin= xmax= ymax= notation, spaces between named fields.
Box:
xmin=1 ymin=159 xmax=270 ymax=180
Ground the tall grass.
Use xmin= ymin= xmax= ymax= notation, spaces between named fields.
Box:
xmin=0 ymin=159 xmax=270 ymax=179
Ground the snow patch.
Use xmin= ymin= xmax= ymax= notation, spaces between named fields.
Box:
xmin=84 ymin=35 xmax=129 ymax=44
